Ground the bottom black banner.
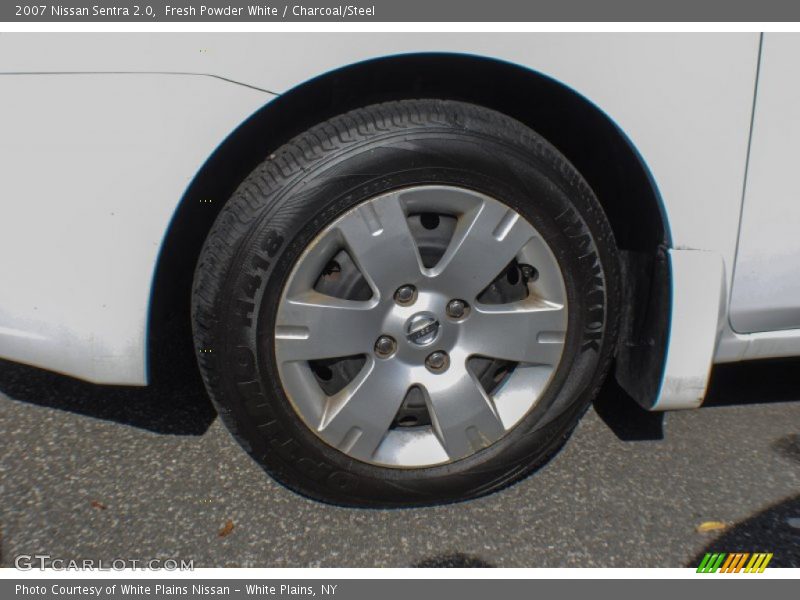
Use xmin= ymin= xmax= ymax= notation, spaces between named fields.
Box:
xmin=2 ymin=579 xmax=794 ymax=600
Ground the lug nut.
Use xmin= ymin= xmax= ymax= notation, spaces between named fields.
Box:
xmin=425 ymin=351 xmax=450 ymax=373
xmin=394 ymin=284 xmax=417 ymax=306
xmin=374 ymin=335 xmax=397 ymax=358
xmin=446 ymin=299 xmax=469 ymax=319
xmin=520 ymin=264 xmax=539 ymax=283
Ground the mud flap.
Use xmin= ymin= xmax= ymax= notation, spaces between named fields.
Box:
xmin=654 ymin=249 xmax=725 ymax=409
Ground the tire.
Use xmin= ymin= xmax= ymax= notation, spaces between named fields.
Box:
xmin=191 ymin=99 xmax=620 ymax=507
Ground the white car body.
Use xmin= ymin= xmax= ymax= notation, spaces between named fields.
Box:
xmin=1 ymin=32 xmax=799 ymax=410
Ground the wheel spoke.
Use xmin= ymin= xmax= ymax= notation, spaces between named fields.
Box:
xmin=335 ymin=192 xmax=423 ymax=293
xmin=423 ymin=367 xmax=506 ymax=460
xmin=318 ymin=359 xmax=410 ymax=462
xmin=275 ymin=291 xmax=380 ymax=362
xmin=432 ymin=198 xmax=536 ymax=298
xmin=465 ymin=303 xmax=567 ymax=365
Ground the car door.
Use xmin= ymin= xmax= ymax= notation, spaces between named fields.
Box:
xmin=730 ymin=33 xmax=800 ymax=333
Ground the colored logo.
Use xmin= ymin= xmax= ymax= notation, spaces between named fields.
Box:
xmin=696 ymin=552 xmax=773 ymax=573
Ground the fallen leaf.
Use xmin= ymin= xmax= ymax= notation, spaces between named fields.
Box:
xmin=218 ymin=519 xmax=234 ymax=537
xmin=696 ymin=521 xmax=727 ymax=533
xmin=90 ymin=500 xmax=107 ymax=510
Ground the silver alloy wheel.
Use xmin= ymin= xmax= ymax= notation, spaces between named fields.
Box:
xmin=274 ymin=185 xmax=568 ymax=468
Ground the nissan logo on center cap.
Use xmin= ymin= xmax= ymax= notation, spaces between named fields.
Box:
xmin=406 ymin=313 xmax=441 ymax=346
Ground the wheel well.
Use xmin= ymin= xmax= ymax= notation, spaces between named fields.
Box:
xmin=149 ymin=53 xmax=670 ymax=406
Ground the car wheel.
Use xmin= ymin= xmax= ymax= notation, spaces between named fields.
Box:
xmin=191 ymin=99 xmax=620 ymax=506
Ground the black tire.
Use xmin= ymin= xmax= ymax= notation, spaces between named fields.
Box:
xmin=191 ymin=99 xmax=620 ymax=507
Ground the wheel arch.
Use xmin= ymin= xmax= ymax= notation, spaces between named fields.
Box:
xmin=149 ymin=53 xmax=672 ymax=407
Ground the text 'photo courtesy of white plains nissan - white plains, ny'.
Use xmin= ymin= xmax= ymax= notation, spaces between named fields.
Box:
xmin=1 ymin=33 xmax=799 ymax=505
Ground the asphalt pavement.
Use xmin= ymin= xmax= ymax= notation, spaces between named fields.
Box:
xmin=1 ymin=354 xmax=798 ymax=568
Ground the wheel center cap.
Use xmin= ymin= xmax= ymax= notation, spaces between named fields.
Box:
xmin=405 ymin=313 xmax=441 ymax=347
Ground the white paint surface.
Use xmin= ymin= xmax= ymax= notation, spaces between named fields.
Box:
xmin=0 ymin=74 xmax=269 ymax=383
xmin=0 ymin=33 xmax=797 ymax=402
xmin=653 ymin=250 xmax=725 ymax=410
xmin=730 ymin=33 xmax=800 ymax=333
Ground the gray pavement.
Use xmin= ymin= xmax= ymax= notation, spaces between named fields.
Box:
xmin=1 ymin=356 xmax=798 ymax=568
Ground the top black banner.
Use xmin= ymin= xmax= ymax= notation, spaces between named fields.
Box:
xmin=4 ymin=0 xmax=800 ymax=22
